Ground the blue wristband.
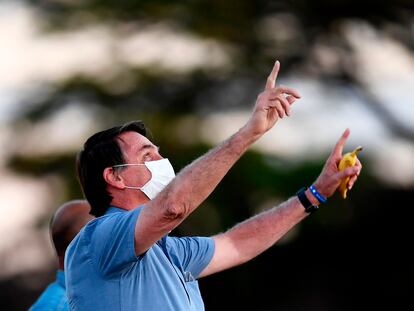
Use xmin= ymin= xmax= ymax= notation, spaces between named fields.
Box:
xmin=309 ymin=185 xmax=327 ymax=203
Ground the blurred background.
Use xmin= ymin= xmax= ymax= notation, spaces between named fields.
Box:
xmin=1 ymin=0 xmax=413 ymax=310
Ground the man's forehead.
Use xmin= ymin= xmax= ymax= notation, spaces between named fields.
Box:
xmin=117 ymin=131 xmax=153 ymax=151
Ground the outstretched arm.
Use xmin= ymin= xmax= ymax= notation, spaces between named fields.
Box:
xmin=199 ymin=128 xmax=362 ymax=277
xmin=135 ymin=61 xmax=301 ymax=255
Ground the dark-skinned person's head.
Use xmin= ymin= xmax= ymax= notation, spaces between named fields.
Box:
xmin=51 ymin=200 xmax=93 ymax=269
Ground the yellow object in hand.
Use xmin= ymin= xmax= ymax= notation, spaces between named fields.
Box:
xmin=338 ymin=146 xmax=363 ymax=199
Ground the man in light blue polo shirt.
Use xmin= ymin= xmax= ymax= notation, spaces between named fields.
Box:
xmin=66 ymin=60 xmax=362 ymax=310
xmin=66 ymin=205 xmax=213 ymax=310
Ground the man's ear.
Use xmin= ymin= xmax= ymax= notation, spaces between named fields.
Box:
xmin=103 ymin=167 xmax=125 ymax=189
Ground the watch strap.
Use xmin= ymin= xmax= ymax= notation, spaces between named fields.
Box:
xmin=296 ymin=187 xmax=319 ymax=213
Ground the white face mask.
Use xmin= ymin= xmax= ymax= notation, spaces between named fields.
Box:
xmin=113 ymin=158 xmax=176 ymax=200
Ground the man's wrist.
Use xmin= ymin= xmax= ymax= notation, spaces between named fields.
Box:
xmin=238 ymin=124 xmax=262 ymax=145
xmin=296 ymin=187 xmax=319 ymax=214
xmin=313 ymin=181 xmax=330 ymax=198
xmin=305 ymin=188 xmax=320 ymax=206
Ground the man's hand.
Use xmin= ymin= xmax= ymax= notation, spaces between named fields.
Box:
xmin=243 ymin=60 xmax=301 ymax=139
xmin=313 ymin=128 xmax=363 ymax=198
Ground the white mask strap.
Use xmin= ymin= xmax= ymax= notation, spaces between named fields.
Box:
xmin=113 ymin=163 xmax=145 ymax=168
xmin=124 ymin=186 xmax=142 ymax=190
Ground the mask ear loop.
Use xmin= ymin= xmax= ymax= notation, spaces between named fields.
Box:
xmin=112 ymin=163 xmax=146 ymax=168
xmin=112 ymin=163 xmax=147 ymax=190
xmin=110 ymin=165 xmax=124 ymax=182
xmin=124 ymin=186 xmax=142 ymax=190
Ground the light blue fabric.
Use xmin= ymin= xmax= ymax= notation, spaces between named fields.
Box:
xmin=65 ymin=206 xmax=215 ymax=311
xmin=29 ymin=270 xmax=68 ymax=311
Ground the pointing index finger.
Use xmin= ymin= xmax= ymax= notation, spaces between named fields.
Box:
xmin=265 ymin=60 xmax=280 ymax=90
xmin=332 ymin=128 xmax=350 ymax=159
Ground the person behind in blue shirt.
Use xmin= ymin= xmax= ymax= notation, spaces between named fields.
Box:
xmin=66 ymin=60 xmax=362 ymax=311
xmin=30 ymin=200 xmax=93 ymax=311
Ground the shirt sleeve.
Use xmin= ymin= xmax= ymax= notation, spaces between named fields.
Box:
xmin=88 ymin=208 xmax=141 ymax=277
xmin=166 ymin=236 xmax=215 ymax=279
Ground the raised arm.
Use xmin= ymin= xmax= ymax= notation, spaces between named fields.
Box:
xmin=199 ymin=128 xmax=362 ymax=277
xmin=135 ymin=61 xmax=301 ymax=255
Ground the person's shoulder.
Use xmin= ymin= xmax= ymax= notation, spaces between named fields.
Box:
xmin=81 ymin=209 xmax=136 ymax=237
xmin=98 ymin=206 xmax=144 ymax=225
xmin=75 ymin=207 xmax=143 ymax=243
xmin=29 ymin=280 xmax=66 ymax=310
xmin=83 ymin=212 xmax=120 ymax=230
xmin=66 ymin=216 xmax=105 ymax=253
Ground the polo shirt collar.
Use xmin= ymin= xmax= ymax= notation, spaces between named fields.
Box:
xmin=105 ymin=206 xmax=127 ymax=215
xmin=105 ymin=205 xmax=144 ymax=215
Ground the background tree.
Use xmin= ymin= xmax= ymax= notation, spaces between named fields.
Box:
xmin=1 ymin=0 xmax=413 ymax=310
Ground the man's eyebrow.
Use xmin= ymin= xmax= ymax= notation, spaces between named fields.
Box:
xmin=138 ymin=144 xmax=159 ymax=152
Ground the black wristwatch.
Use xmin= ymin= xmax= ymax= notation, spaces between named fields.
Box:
xmin=296 ymin=187 xmax=319 ymax=214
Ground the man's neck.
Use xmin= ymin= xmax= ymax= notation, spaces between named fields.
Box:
xmin=110 ymin=191 xmax=149 ymax=211
xmin=59 ymin=257 xmax=64 ymax=270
